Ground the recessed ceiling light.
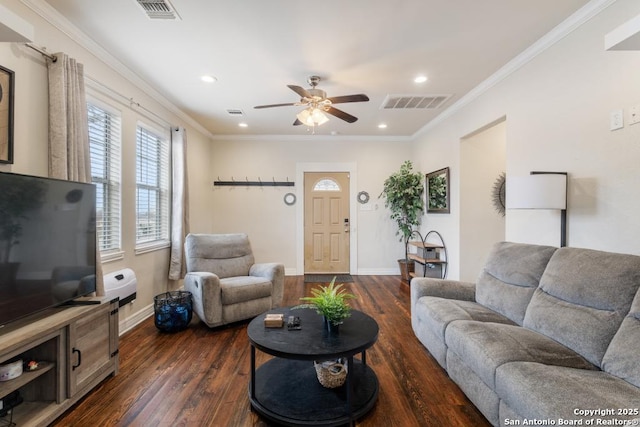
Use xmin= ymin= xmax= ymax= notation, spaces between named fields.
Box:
xmin=238 ymin=122 xmax=248 ymax=128
xmin=201 ymin=75 xmax=217 ymax=83
xmin=378 ymin=123 xmax=388 ymax=129
xmin=414 ymin=75 xmax=428 ymax=84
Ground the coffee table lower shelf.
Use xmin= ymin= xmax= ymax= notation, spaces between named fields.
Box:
xmin=249 ymin=358 xmax=379 ymax=426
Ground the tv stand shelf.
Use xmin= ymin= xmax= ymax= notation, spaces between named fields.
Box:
xmin=0 ymin=298 xmax=119 ymax=427
xmin=0 ymin=362 xmax=54 ymax=397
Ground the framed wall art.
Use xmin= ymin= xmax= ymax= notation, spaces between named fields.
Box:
xmin=0 ymin=65 xmax=14 ymax=164
xmin=426 ymin=167 xmax=450 ymax=213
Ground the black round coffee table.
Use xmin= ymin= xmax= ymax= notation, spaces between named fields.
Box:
xmin=247 ymin=307 xmax=379 ymax=426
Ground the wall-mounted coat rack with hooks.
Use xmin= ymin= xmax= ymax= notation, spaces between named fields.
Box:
xmin=213 ymin=177 xmax=295 ymax=187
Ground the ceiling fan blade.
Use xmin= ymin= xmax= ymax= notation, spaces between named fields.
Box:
xmin=326 ymin=106 xmax=358 ymax=123
xmin=254 ymin=103 xmax=297 ymax=109
xmin=327 ymin=94 xmax=370 ymax=104
xmin=293 ymin=119 xmax=303 ymax=126
xmin=288 ymin=85 xmax=312 ymax=99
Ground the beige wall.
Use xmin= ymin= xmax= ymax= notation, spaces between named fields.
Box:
xmin=208 ymin=138 xmax=412 ymax=274
xmin=412 ymin=0 xmax=640 ymax=280
xmin=460 ymin=119 xmax=506 ymax=282
xmin=4 ymin=0 xmax=640 ymax=317
xmin=0 ymin=0 xmax=213 ymax=332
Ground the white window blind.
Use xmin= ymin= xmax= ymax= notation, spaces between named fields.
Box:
xmin=136 ymin=125 xmax=170 ymax=246
xmin=88 ymin=102 xmax=121 ymax=253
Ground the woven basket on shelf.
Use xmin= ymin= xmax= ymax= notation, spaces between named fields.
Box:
xmin=313 ymin=359 xmax=347 ymax=389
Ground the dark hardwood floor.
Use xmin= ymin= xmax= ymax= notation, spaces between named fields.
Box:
xmin=52 ymin=275 xmax=491 ymax=427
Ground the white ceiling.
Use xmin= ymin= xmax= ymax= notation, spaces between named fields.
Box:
xmin=43 ymin=0 xmax=591 ymax=138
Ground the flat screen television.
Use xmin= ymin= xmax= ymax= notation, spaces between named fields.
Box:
xmin=0 ymin=172 xmax=97 ymax=327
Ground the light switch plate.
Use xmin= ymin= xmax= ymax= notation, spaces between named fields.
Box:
xmin=629 ymin=105 xmax=640 ymax=126
xmin=610 ymin=109 xmax=624 ymax=131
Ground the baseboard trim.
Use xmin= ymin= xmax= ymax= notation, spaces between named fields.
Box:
xmin=356 ymin=268 xmax=399 ymax=275
xmin=119 ymin=303 xmax=154 ymax=336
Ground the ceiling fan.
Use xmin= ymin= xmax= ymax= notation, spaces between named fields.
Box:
xmin=254 ymin=76 xmax=369 ymax=126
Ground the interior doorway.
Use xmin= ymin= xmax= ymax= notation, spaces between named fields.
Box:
xmin=459 ymin=118 xmax=506 ymax=282
xmin=303 ymin=172 xmax=350 ymax=274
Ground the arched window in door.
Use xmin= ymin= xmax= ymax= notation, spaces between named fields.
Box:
xmin=313 ymin=178 xmax=341 ymax=192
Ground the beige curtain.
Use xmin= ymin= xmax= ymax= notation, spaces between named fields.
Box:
xmin=48 ymin=53 xmax=105 ymax=296
xmin=168 ymin=126 xmax=190 ymax=281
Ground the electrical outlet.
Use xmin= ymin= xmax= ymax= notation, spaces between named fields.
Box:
xmin=610 ymin=109 xmax=624 ymax=131
xmin=629 ymin=105 xmax=640 ymax=126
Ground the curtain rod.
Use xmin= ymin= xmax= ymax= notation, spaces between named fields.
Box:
xmin=22 ymin=43 xmax=171 ymax=129
xmin=24 ymin=43 xmax=57 ymax=62
xmin=85 ymin=76 xmax=172 ymax=128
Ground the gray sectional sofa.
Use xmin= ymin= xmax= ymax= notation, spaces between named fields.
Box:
xmin=411 ymin=241 xmax=640 ymax=426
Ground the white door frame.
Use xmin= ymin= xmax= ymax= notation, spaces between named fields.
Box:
xmin=296 ymin=162 xmax=358 ymax=275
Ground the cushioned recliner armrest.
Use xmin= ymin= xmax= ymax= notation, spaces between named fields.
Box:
xmin=410 ymin=277 xmax=476 ymax=309
xmin=184 ymin=272 xmax=223 ymax=326
xmin=250 ymin=263 xmax=285 ymax=307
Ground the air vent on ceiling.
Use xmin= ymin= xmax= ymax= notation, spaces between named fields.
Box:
xmin=226 ymin=109 xmax=245 ymax=116
xmin=135 ymin=0 xmax=181 ymax=20
xmin=381 ymin=94 xmax=451 ymax=110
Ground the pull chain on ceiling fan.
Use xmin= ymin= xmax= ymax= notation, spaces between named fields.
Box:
xmin=254 ymin=76 xmax=369 ymax=127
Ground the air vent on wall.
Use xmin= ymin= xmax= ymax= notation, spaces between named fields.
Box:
xmin=135 ymin=0 xmax=181 ymax=20
xmin=381 ymin=94 xmax=451 ymax=110
xmin=226 ymin=109 xmax=245 ymax=116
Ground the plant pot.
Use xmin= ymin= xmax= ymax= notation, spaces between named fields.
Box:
xmin=327 ymin=321 xmax=340 ymax=335
xmin=398 ymin=259 xmax=415 ymax=282
xmin=323 ymin=316 xmax=340 ymax=335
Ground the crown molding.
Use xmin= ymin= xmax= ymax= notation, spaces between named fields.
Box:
xmin=209 ymin=133 xmax=413 ymax=143
xmin=19 ymin=0 xmax=214 ymax=139
xmin=414 ymin=0 xmax=617 ymax=139
xmin=18 ymin=0 xmax=615 ymax=143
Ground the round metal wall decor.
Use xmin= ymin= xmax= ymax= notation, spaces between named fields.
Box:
xmin=357 ymin=191 xmax=370 ymax=204
xmin=491 ymin=172 xmax=506 ymax=216
xmin=283 ymin=192 xmax=296 ymax=206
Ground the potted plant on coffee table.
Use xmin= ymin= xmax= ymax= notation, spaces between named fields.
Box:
xmin=297 ymin=277 xmax=357 ymax=333
xmin=379 ymin=160 xmax=425 ymax=281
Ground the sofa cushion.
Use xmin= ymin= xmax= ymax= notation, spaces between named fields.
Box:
xmin=496 ymin=362 xmax=640 ymax=424
xmin=524 ymin=247 xmax=640 ymax=366
xmin=476 ymin=242 xmax=557 ymax=325
xmin=413 ymin=297 xmax=516 ymax=368
xmin=602 ymin=288 xmax=640 ymax=388
xmin=446 ymin=321 xmax=595 ymax=390
xmin=220 ymin=276 xmax=272 ymax=305
xmin=415 ymin=297 xmax=515 ymax=341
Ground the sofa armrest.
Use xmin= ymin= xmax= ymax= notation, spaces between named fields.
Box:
xmin=410 ymin=277 xmax=476 ymax=310
xmin=250 ymin=263 xmax=285 ymax=307
xmin=184 ymin=272 xmax=222 ymax=326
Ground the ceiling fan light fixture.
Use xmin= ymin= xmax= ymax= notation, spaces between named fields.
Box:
xmin=201 ymin=75 xmax=217 ymax=83
xmin=296 ymin=107 xmax=329 ymax=126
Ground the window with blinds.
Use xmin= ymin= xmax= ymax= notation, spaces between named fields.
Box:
xmin=88 ymin=102 xmax=121 ymax=253
xmin=136 ymin=125 xmax=170 ymax=247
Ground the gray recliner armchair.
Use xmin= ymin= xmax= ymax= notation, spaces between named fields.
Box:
xmin=184 ymin=233 xmax=284 ymax=328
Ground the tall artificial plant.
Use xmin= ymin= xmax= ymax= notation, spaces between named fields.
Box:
xmin=379 ymin=160 xmax=425 ymax=259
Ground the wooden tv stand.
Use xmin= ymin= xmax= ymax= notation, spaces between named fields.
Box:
xmin=0 ymin=298 xmax=119 ymax=426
